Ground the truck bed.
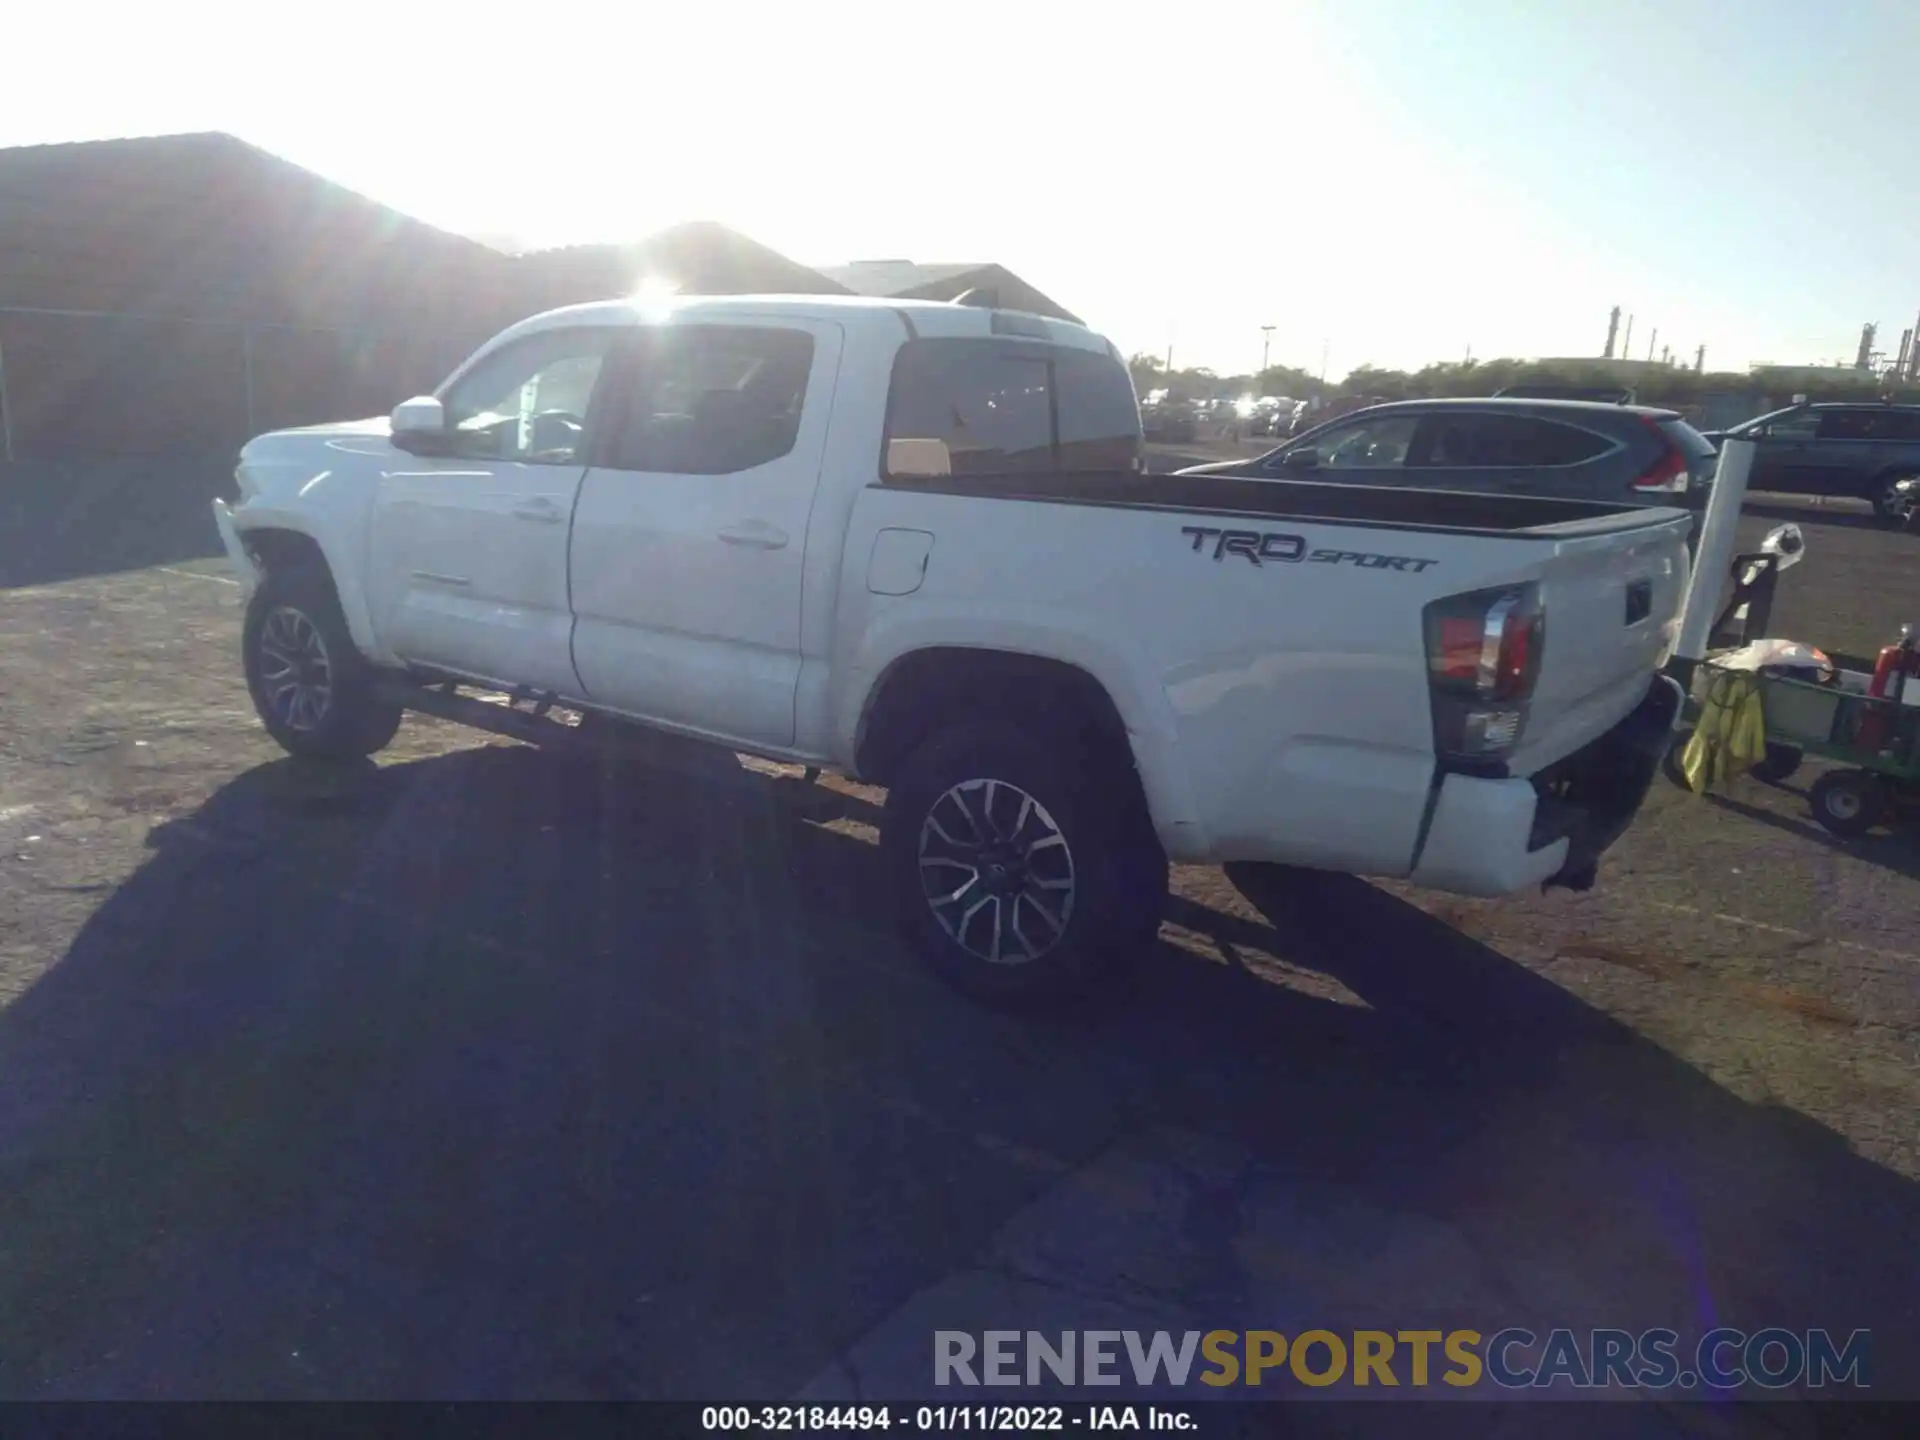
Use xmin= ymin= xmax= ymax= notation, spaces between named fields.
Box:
xmin=876 ymin=469 xmax=1682 ymax=537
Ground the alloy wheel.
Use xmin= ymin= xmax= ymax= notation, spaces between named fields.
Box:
xmin=916 ymin=778 xmax=1076 ymax=965
xmin=257 ymin=605 xmax=334 ymax=731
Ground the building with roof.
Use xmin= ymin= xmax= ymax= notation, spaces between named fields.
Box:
xmin=511 ymin=224 xmax=852 ymax=315
xmin=0 ymin=133 xmax=1084 ymax=457
xmin=0 ymin=131 xmax=520 ymax=455
xmin=815 ymin=260 xmax=1080 ymax=324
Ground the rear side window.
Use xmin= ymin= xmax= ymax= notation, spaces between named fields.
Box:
xmin=608 ymin=325 xmax=815 ymax=475
xmin=1818 ymin=407 xmax=1920 ymax=441
xmin=884 ymin=338 xmax=1141 ymax=477
xmin=1415 ymin=414 xmax=1612 ymax=468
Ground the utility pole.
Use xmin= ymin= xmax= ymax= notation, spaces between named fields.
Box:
xmin=1604 ymin=305 xmax=1621 ymax=359
xmin=1164 ymin=342 xmax=1173 ymax=379
xmin=1898 ymin=329 xmax=1913 ymax=379
xmin=1660 ymin=344 xmax=1671 ymax=367
xmin=1464 ymin=344 xmax=1473 ymax=366
xmin=1622 ymin=314 xmax=1635 ymax=363
xmin=1647 ymin=327 xmax=1658 ymax=363
xmin=1908 ymin=307 xmax=1920 ymax=380
xmin=1318 ymin=339 xmax=1330 ymax=384
xmin=1259 ymin=325 xmax=1275 ymax=386
xmin=1695 ymin=344 xmax=1706 ymax=373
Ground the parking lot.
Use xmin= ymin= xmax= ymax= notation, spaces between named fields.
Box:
xmin=0 ymin=490 xmax=1916 ymax=1425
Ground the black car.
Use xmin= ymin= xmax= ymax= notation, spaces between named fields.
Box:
xmin=1176 ymin=397 xmax=1717 ymax=509
xmin=1141 ymin=398 xmax=1199 ymax=444
xmin=1701 ymin=402 xmax=1920 ymax=523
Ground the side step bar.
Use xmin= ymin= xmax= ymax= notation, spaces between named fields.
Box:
xmin=376 ymin=678 xmax=828 ymax=788
xmin=376 ymin=678 xmax=589 ymax=752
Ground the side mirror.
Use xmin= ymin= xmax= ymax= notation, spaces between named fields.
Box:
xmin=1280 ymin=447 xmax=1320 ymax=470
xmin=389 ymin=396 xmax=448 ymax=454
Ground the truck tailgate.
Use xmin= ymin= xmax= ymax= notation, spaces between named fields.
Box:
xmin=1511 ymin=508 xmax=1692 ymax=774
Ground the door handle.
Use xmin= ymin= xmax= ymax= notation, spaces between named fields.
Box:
xmin=718 ymin=522 xmax=790 ymax=550
xmin=512 ymin=497 xmax=565 ymax=524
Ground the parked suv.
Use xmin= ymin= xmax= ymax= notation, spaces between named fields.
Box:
xmin=1176 ymin=397 xmax=1716 ymax=508
xmin=1700 ymin=402 xmax=1920 ymax=522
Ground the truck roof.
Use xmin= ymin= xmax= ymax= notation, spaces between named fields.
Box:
xmin=500 ymin=293 xmax=1116 ymax=354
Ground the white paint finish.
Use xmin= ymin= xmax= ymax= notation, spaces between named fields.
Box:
xmin=1508 ymin=516 xmax=1690 ymax=772
xmin=1410 ymin=772 xmax=1567 ymax=896
xmin=1676 ymin=437 xmax=1755 ymax=663
xmin=221 ymin=292 xmax=1690 ymax=899
xmin=568 ymin=318 xmax=846 ymax=748
xmin=365 ymin=457 xmax=586 ymax=696
xmin=864 ymin=528 xmax=934 ymax=596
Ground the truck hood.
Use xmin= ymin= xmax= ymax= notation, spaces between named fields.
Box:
xmin=234 ymin=416 xmax=395 ymax=503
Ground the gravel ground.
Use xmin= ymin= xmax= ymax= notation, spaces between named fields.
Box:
xmin=0 ymin=499 xmax=1915 ymax=1408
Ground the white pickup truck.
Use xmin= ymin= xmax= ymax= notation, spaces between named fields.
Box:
xmin=215 ymin=293 xmax=1688 ymax=1002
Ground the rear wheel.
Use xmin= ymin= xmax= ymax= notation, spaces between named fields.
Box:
xmin=1808 ymin=769 xmax=1884 ymax=837
xmin=1750 ymin=742 xmax=1804 ymax=784
xmin=1870 ymin=472 xmax=1918 ymax=525
xmin=881 ymin=722 xmax=1165 ymax=1006
xmin=243 ymin=563 xmax=403 ymax=760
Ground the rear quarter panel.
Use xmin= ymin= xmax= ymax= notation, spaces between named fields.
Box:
xmin=837 ymin=488 xmax=1594 ymax=872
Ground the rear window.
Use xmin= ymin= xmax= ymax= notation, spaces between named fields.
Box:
xmin=883 ymin=338 xmax=1141 ymax=478
xmin=1659 ymin=417 xmax=1719 ymax=458
xmin=1413 ymin=414 xmax=1613 ymax=468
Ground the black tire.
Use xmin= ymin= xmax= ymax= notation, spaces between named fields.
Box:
xmin=1808 ymin=769 xmax=1884 ymax=838
xmin=881 ymin=722 xmax=1166 ymax=1007
xmin=243 ymin=562 xmax=403 ymax=760
xmin=1869 ymin=472 xmax=1919 ymax=525
xmin=1750 ymin=742 xmax=1804 ymax=784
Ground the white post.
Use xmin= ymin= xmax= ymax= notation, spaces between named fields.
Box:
xmin=1673 ymin=437 xmax=1756 ymax=664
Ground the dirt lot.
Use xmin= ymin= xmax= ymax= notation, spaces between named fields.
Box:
xmin=0 ymin=500 xmax=1916 ymax=1417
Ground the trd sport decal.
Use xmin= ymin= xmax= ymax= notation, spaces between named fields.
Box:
xmin=1180 ymin=526 xmax=1438 ymax=573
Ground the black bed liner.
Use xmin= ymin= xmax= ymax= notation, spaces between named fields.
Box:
xmin=876 ymin=469 xmax=1677 ymax=537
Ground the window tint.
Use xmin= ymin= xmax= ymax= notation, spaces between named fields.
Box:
xmin=1762 ymin=411 xmax=1822 ymax=440
xmin=1315 ymin=414 xmax=1420 ymax=468
xmin=442 ymin=327 xmax=615 ymax=464
xmin=1053 ymin=349 xmax=1145 ymax=471
xmin=1818 ymin=408 xmax=1918 ymax=441
xmin=1416 ymin=413 xmax=1612 ymax=468
xmin=609 ymin=326 xmax=815 ymax=474
xmin=887 ymin=340 xmax=1054 ymax=476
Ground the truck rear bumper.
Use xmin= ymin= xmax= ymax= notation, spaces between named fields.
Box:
xmin=1409 ymin=675 xmax=1682 ymax=898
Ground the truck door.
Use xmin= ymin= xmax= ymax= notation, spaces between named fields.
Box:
xmin=568 ymin=317 xmax=843 ymax=749
xmin=365 ymin=326 xmax=616 ymax=694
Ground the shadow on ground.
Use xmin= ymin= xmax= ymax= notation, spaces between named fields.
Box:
xmin=0 ymin=456 xmax=233 ymax=589
xmin=0 ymin=745 xmax=1913 ymax=1402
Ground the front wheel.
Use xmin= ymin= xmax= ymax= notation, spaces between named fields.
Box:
xmin=243 ymin=564 xmax=403 ymax=760
xmin=881 ymin=723 xmax=1166 ymax=1006
xmin=1808 ymin=769 xmax=1884 ymax=837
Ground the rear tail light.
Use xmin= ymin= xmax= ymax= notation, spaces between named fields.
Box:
xmin=1631 ymin=419 xmax=1691 ymax=493
xmin=1423 ymin=584 xmax=1545 ymax=762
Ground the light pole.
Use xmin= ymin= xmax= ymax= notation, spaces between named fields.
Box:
xmin=1259 ymin=325 xmax=1276 ymax=388
xmin=1318 ymin=339 xmax=1330 ymax=383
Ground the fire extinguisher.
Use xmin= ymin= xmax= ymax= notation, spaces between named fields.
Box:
xmin=1859 ymin=624 xmax=1919 ymax=751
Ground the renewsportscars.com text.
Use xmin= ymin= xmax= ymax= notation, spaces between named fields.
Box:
xmin=934 ymin=1328 xmax=1870 ymax=1391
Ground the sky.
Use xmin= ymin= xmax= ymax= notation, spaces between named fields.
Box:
xmin=8 ymin=0 xmax=1918 ymax=378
